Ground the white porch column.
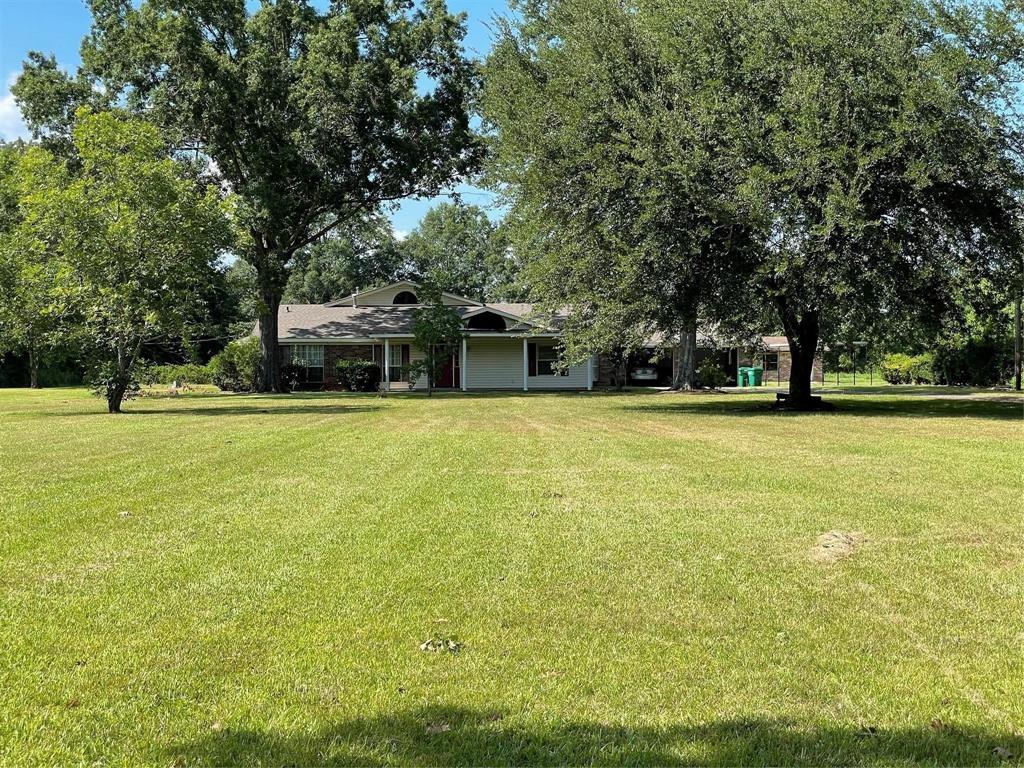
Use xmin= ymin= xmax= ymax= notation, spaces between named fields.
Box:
xmin=461 ymin=337 xmax=468 ymax=391
xmin=383 ymin=338 xmax=391 ymax=390
xmin=587 ymin=354 xmax=594 ymax=391
xmin=522 ymin=337 xmax=529 ymax=391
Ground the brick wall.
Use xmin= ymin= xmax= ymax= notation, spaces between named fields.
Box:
xmin=281 ymin=343 xmax=376 ymax=389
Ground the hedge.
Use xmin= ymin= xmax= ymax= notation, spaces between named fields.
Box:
xmin=880 ymin=353 xmax=934 ymax=385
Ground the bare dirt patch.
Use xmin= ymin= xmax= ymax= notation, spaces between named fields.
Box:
xmin=812 ymin=530 xmax=865 ymax=563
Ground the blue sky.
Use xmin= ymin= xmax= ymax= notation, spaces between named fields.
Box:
xmin=0 ymin=0 xmax=505 ymax=235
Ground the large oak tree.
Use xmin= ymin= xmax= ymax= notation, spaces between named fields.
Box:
xmin=15 ymin=0 xmax=481 ymax=391
xmin=484 ymin=0 xmax=1021 ymax=404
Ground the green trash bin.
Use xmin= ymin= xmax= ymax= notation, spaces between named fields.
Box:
xmin=737 ymin=367 xmax=749 ymax=387
xmin=751 ymin=366 xmax=764 ymax=386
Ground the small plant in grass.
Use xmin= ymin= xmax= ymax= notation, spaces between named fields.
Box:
xmin=335 ymin=360 xmax=382 ymax=392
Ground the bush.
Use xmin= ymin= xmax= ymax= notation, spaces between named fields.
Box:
xmin=335 ymin=360 xmax=382 ymax=392
xmin=880 ymin=352 xmax=934 ymax=385
xmin=696 ymin=358 xmax=728 ymax=389
xmin=933 ymin=335 xmax=1013 ymax=387
xmin=210 ymin=337 xmax=261 ymax=392
xmin=149 ymin=362 xmax=214 ymax=385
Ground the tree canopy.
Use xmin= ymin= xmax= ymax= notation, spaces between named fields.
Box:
xmin=284 ymin=216 xmax=404 ymax=304
xmin=5 ymin=110 xmax=233 ymax=412
xmin=484 ymin=0 xmax=1023 ymax=405
xmin=399 ymin=202 xmax=524 ymax=302
xmin=16 ymin=0 xmax=482 ymax=391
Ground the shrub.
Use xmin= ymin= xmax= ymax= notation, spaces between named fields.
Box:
xmin=335 ymin=360 xmax=382 ymax=392
xmin=210 ymin=337 xmax=261 ymax=392
xmin=933 ymin=336 xmax=1013 ymax=387
xmin=909 ymin=352 xmax=934 ymax=384
xmin=880 ymin=353 xmax=934 ymax=385
xmin=696 ymin=358 xmax=728 ymax=389
xmin=149 ymin=362 xmax=214 ymax=385
xmin=281 ymin=362 xmax=304 ymax=392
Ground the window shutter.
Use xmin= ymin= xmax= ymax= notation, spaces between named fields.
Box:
xmin=528 ymin=343 xmax=537 ymax=377
xmin=402 ymin=344 xmax=410 ymax=367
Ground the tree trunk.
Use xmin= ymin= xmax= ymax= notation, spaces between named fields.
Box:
xmin=1014 ymin=295 xmax=1021 ymax=392
xmin=28 ymin=345 xmax=40 ymax=389
xmin=777 ymin=301 xmax=821 ymax=409
xmin=671 ymin=322 xmax=698 ymax=390
xmin=107 ymin=381 xmax=128 ymax=414
xmin=258 ymin=285 xmax=284 ymax=393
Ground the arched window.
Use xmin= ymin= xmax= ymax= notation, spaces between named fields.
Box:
xmin=393 ymin=290 xmax=418 ymax=304
xmin=466 ymin=312 xmax=507 ymax=331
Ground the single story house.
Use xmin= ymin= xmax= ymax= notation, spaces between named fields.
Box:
xmin=272 ymin=280 xmax=821 ymax=390
xmin=275 ymin=281 xmax=595 ymax=391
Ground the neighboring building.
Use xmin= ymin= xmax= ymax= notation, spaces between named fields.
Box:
xmin=270 ymin=280 xmax=822 ymax=390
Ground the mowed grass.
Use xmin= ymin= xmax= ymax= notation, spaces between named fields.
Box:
xmin=1 ymin=387 xmax=1022 ymax=767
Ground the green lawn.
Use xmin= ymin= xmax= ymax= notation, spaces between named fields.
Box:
xmin=1 ymin=387 xmax=1022 ymax=766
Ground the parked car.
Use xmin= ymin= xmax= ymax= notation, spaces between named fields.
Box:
xmin=630 ymin=365 xmax=658 ymax=383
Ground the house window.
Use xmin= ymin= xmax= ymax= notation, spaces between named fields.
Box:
xmin=763 ymin=352 xmax=779 ymax=372
xmin=530 ymin=342 xmax=568 ymax=376
xmin=393 ymin=290 xmax=418 ymax=304
xmin=387 ymin=343 xmax=410 ymax=381
xmin=290 ymin=344 xmax=325 ymax=383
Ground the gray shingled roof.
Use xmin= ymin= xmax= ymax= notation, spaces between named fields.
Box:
xmin=275 ymin=303 xmax=561 ymax=340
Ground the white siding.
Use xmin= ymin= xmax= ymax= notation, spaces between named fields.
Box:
xmin=528 ymin=365 xmax=589 ymax=389
xmin=464 ymin=338 xmax=590 ymax=390
xmin=465 ymin=338 xmax=524 ymax=390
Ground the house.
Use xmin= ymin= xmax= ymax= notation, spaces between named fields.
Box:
xmin=273 ymin=280 xmax=822 ymax=390
xmin=275 ymin=281 xmax=596 ymax=391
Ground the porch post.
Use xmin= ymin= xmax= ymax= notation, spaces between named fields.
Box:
xmin=461 ymin=337 xmax=468 ymax=392
xmin=587 ymin=354 xmax=594 ymax=391
xmin=522 ymin=337 xmax=529 ymax=391
xmin=384 ymin=338 xmax=391 ymax=390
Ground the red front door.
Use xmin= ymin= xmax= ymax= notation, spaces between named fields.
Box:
xmin=437 ymin=349 xmax=460 ymax=388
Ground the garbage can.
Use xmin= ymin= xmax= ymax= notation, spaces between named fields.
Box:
xmin=737 ymin=367 xmax=750 ymax=387
xmin=751 ymin=366 xmax=764 ymax=386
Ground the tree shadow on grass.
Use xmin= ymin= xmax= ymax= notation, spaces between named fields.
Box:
xmin=168 ymin=706 xmax=1022 ymax=766
xmin=621 ymin=395 xmax=1023 ymax=421
xmin=39 ymin=402 xmax=384 ymax=417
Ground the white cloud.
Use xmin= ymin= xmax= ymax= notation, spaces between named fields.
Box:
xmin=393 ymin=228 xmax=409 ymax=242
xmin=0 ymin=72 xmax=29 ymax=142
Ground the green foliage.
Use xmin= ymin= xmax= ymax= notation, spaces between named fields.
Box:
xmin=400 ymin=203 xmax=524 ymax=302
xmin=880 ymin=353 xmax=935 ymax=385
xmin=19 ymin=0 xmax=482 ymax=390
xmin=10 ymin=52 xmax=108 ymax=157
xmin=696 ymin=358 xmax=728 ymax=390
xmin=148 ymin=363 xmax=214 ymax=386
xmin=222 ymin=259 xmax=261 ymax=338
xmin=210 ymin=337 xmax=261 ymax=393
xmin=408 ymin=285 xmax=465 ymax=394
xmin=0 ymin=142 xmax=81 ymax=387
xmin=483 ymin=0 xmax=1023 ymax=405
xmin=334 ymin=360 xmax=383 ymax=392
xmin=933 ymin=333 xmax=1013 ymax=387
xmin=6 ymin=109 xmax=233 ymax=411
xmin=482 ymin=0 xmax=759 ymax=371
xmin=284 ymin=216 xmax=403 ymax=304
